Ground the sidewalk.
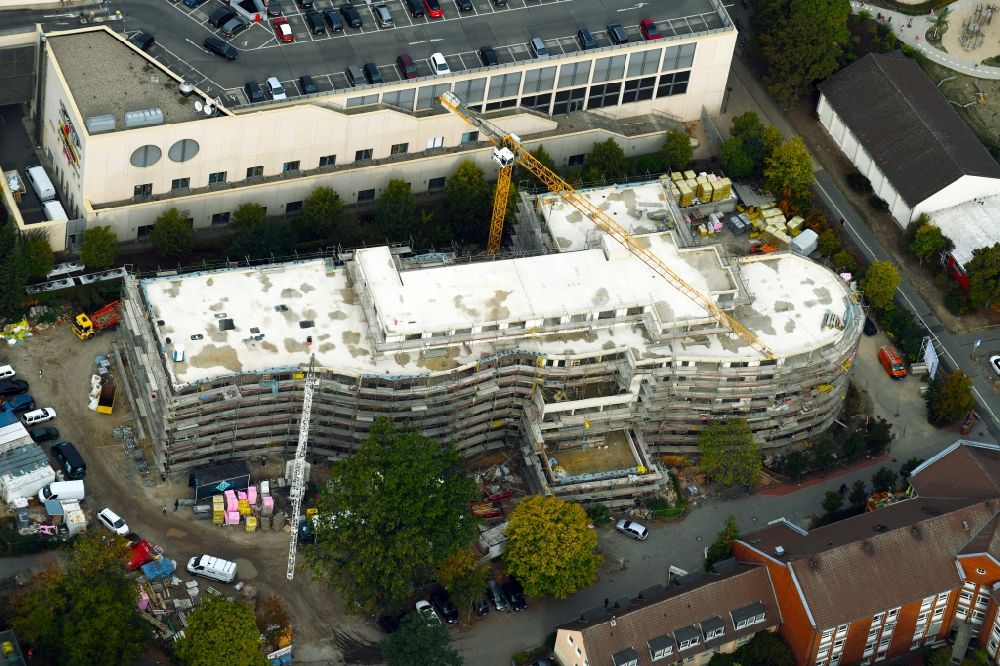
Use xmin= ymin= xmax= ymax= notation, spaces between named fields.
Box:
xmin=756 ymin=453 xmax=890 ymax=496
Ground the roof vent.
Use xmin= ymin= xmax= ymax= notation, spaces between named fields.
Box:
xmin=219 ymin=318 xmax=235 ymax=331
xmin=911 ymin=526 xmax=921 ymax=539
xmin=809 ymin=557 xmax=819 ymax=569
xmin=873 ymin=524 xmax=887 ymax=532
xmin=299 ymin=320 xmax=315 ymax=329
xmin=179 ymin=81 xmax=195 ymax=96
xmin=124 ymin=108 xmax=164 ymax=128
xmin=774 ymin=545 xmax=785 ymax=556
xmin=862 ymin=541 xmax=874 ymax=554
xmin=963 ymin=520 xmax=970 ymax=529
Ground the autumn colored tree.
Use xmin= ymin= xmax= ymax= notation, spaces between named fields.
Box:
xmin=436 ymin=549 xmax=489 ymax=624
xmin=175 ymin=596 xmax=267 ymax=666
xmin=908 ymin=216 xmax=950 ymax=264
xmin=763 ymin=137 xmax=814 ymax=203
xmin=860 ymin=260 xmax=900 ymax=310
xmin=503 ymin=495 xmax=602 ymax=598
xmin=697 ymin=419 xmax=761 ymax=487
xmin=926 ymin=370 xmax=975 ymax=427
xmin=966 ymin=243 xmax=1000 ymax=309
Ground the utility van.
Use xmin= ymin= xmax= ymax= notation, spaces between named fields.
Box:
xmin=878 ymin=345 xmax=907 ymax=379
xmin=38 ymin=480 xmax=85 ymax=502
xmin=43 ymin=200 xmax=68 ymax=221
xmin=187 ymin=554 xmax=237 ymax=583
xmin=25 ymin=166 xmax=55 ymax=202
xmin=52 ymin=441 xmax=86 ymax=479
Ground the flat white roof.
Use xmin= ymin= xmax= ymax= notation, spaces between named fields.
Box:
xmin=927 ymin=194 xmax=1000 ymax=267
xmin=140 ymin=182 xmax=856 ymax=386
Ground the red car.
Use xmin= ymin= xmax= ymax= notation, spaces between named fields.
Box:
xmin=422 ymin=0 xmax=443 ymax=18
xmin=640 ymin=18 xmax=662 ymax=41
xmin=396 ymin=53 xmax=418 ymax=80
xmin=273 ymin=17 xmax=294 ymax=42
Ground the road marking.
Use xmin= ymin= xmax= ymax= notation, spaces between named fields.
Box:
xmin=43 ymin=12 xmax=79 ymax=18
xmin=617 ymin=2 xmax=647 ymax=11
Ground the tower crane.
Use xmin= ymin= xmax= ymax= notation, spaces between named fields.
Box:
xmin=286 ymin=354 xmax=318 ymax=580
xmin=438 ymin=91 xmax=774 ymax=360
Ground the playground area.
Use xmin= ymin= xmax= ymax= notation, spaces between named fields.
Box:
xmin=922 ymin=58 xmax=1000 ymax=152
xmin=939 ymin=2 xmax=999 ymax=60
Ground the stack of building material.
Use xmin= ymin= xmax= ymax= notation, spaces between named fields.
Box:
xmin=212 ymin=496 xmax=224 ymax=525
xmin=683 ymin=170 xmax=696 ymax=180
xmin=713 ymin=177 xmax=732 ymax=201
xmin=245 ymin=516 xmax=257 ymax=532
xmin=696 ymin=176 xmax=714 ymax=202
xmin=260 ymin=495 xmax=274 ymax=516
xmin=225 ymin=511 xmax=240 ymax=525
xmin=62 ymin=500 xmax=87 ymax=535
xmin=676 ymin=181 xmax=694 ymax=207
xmin=238 ymin=499 xmax=251 ymax=516
xmin=786 ymin=216 xmax=804 ymax=236
xmin=670 ymin=171 xmax=683 ymax=182
xmin=247 ymin=485 xmax=257 ymax=507
xmin=707 ymin=212 xmax=724 ymax=234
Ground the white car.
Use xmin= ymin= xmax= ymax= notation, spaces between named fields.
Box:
xmin=990 ymin=355 xmax=1000 ymax=376
xmin=266 ymin=76 xmax=287 ymax=101
xmin=0 ymin=365 xmax=14 ymax=380
xmin=416 ymin=599 xmax=441 ymax=625
xmin=429 ymin=52 xmax=451 ymax=76
xmin=615 ymin=518 xmax=648 ymax=541
xmin=97 ymin=507 xmax=129 ymax=535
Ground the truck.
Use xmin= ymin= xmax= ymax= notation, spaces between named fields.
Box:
xmin=97 ymin=375 xmax=116 ymax=415
xmin=72 ymin=301 xmax=121 ymax=340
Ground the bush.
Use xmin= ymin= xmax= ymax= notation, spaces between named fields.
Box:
xmin=868 ymin=194 xmax=889 ymax=211
xmin=945 ymin=287 xmax=972 ymax=315
xmin=585 ymin=503 xmax=611 ymax=526
xmin=846 ymin=170 xmax=872 ymax=194
xmin=832 ymin=250 xmax=857 ymax=271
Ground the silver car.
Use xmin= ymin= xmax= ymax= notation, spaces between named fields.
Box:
xmin=615 ymin=519 xmax=648 ymax=541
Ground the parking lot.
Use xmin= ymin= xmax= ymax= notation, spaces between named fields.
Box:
xmin=115 ymin=0 xmax=723 ymax=105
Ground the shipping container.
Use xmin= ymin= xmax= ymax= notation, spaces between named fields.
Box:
xmin=188 ymin=461 xmax=251 ymax=501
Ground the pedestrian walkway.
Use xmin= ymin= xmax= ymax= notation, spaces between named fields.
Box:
xmin=851 ymin=0 xmax=1000 ymax=79
xmin=756 ymin=453 xmax=890 ymax=496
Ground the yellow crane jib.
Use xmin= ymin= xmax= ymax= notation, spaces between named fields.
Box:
xmin=438 ymin=92 xmax=775 ymax=361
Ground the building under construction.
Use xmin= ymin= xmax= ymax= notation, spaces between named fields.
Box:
xmin=117 ymin=179 xmax=862 ymax=506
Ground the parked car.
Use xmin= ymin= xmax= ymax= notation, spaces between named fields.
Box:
xmin=2 ymin=394 xmax=34 ymax=413
xmin=878 ymin=345 xmax=907 ymax=379
xmin=429 ymin=52 xmax=451 ymax=75
xmin=404 ymin=0 xmax=425 ymax=17
xmin=299 ymin=75 xmax=319 ymax=94
xmin=22 ymin=408 xmax=56 ymax=426
xmin=430 ymin=589 xmax=459 ymax=624
xmin=455 ymin=0 xmax=472 ymax=11
xmin=473 ymin=592 xmax=490 ymax=616
xmin=502 ymin=578 xmax=527 ymax=612
xmin=863 ymin=316 xmax=877 ymax=336
xmin=639 ymin=18 xmax=662 ymax=40
xmin=577 ymin=27 xmax=597 ymax=50
xmin=373 ymin=3 xmax=393 ymax=26
xmin=296 ymin=0 xmax=314 ymax=7
xmin=184 ymin=0 xmax=207 ymax=7
xmin=52 ymin=441 xmax=86 ymax=479
xmin=0 ymin=379 xmax=29 ymax=398
xmin=991 ymin=355 xmax=1000 ymax=376
xmin=415 ymin=600 xmax=441 ymax=625
xmin=615 ymin=518 xmax=648 ymax=541
xmin=486 ymin=579 xmax=507 ymax=611
xmin=207 ymin=6 xmax=235 ymax=27
xmin=204 ymin=37 xmax=238 ymax=60
xmin=128 ymin=31 xmax=155 ymax=51
xmin=30 ymin=426 xmax=59 ymax=443
xmin=273 ymin=17 xmax=294 ymax=42
xmin=607 ymin=22 xmax=628 ymax=44
xmin=220 ymin=16 xmax=249 ymax=38
xmin=266 ymin=76 xmax=287 ymax=100
xmin=422 ymin=0 xmax=443 ymax=18
xmin=97 ymin=507 xmax=129 ymax=535
xmin=529 ymin=36 xmax=549 ymax=59
xmin=186 ymin=554 xmax=237 ymax=583
xmin=0 ymin=366 xmax=13 ymax=380
xmin=305 ymin=10 xmax=326 ymax=33
xmin=363 ymin=62 xmax=383 ymax=84
xmin=265 ymin=0 xmax=282 ymax=16
xmin=479 ymin=46 xmax=498 ymax=66
xmin=244 ymin=81 xmax=265 ymax=104
xmin=397 ymin=53 xmax=418 ymax=79
xmin=339 ymin=4 xmax=363 ymax=28
xmin=491 ymin=0 xmax=506 ymax=6
xmin=322 ymin=8 xmax=343 ymax=31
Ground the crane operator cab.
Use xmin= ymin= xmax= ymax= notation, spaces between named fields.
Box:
xmin=493 ymin=146 xmax=516 ymax=168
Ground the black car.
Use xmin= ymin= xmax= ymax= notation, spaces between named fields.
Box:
xmin=0 ymin=379 xmax=29 ymax=398
xmin=265 ymin=0 xmax=282 ymax=16
xmin=607 ymin=22 xmax=628 ymax=44
xmin=30 ymin=426 xmax=59 ymax=443
xmin=128 ymin=31 xmax=155 ymax=51
xmin=322 ymin=8 xmax=343 ymax=30
xmin=863 ymin=316 xmax=877 ymax=336
xmin=244 ymin=81 xmax=265 ymax=104
xmin=479 ymin=46 xmax=498 ymax=66
xmin=339 ymin=4 xmax=362 ymax=28
xmin=577 ymin=28 xmax=596 ymax=50
xmin=403 ymin=0 xmax=424 ymax=16
xmin=204 ymin=36 xmax=238 ymax=60
xmin=296 ymin=0 xmax=314 ymax=7
xmin=208 ymin=6 xmax=236 ymax=28
xmin=473 ymin=592 xmax=490 ymax=617
xmin=299 ymin=75 xmax=318 ymax=94
xmin=502 ymin=579 xmax=527 ymax=612
xmin=305 ymin=10 xmax=326 ymax=33
xmin=430 ymin=589 xmax=459 ymax=624
xmin=362 ymin=62 xmax=383 ymax=84
xmin=455 ymin=0 xmax=472 ymax=10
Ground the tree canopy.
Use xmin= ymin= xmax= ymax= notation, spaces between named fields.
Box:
xmin=584 ymin=139 xmax=630 ymax=183
xmin=697 ymin=419 xmax=761 ymax=487
xmin=380 ymin=612 xmax=464 ymax=666
xmin=0 ymin=222 xmax=27 ymax=324
xmin=300 ymin=186 xmax=349 ymax=244
xmin=306 ymin=419 xmax=478 ymax=611
xmin=151 ymin=207 xmax=194 ymax=260
xmin=19 ymin=228 xmax=54 ymax=280
xmin=763 ymin=137 xmax=814 ymax=204
xmin=10 ymin=531 xmax=147 ymax=665
xmin=445 ymin=160 xmax=491 ymax=244
xmin=860 ymin=260 xmax=900 ymax=310
xmin=966 ymin=242 xmax=1000 ymax=309
xmin=375 ymin=179 xmax=421 ymax=242
xmin=660 ymin=130 xmax=693 ymax=171
xmin=80 ymin=225 xmax=119 ymax=270
xmin=871 ymin=466 xmax=898 ymax=493
xmin=503 ymin=495 xmax=602 ymax=598
xmin=436 ymin=549 xmax=489 ymax=624
xmin=520 ymin=145 xmax=558 ymax=190
xmin=175 ymin=596 xmax=266 ymax=666
xmin=229 ymin=204 xmax=298 ymax=260
xmin=926 ymin=369 xmax=975 ymax=427
xmin=908 ymin=217 xmax=950 ymax=264
xmin=705 ymin=515 xmax=739 ymax=570
xmin=722 ymin=112 xmax=782 ymax=181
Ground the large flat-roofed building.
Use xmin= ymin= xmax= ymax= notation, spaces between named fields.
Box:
xmin=117 ymin=179 xmax=862 ymax=506
xmin=5 ymin=0 xmax=736 ymax=249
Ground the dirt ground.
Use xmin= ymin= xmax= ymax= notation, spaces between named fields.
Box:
xmin=922 ymin=58 xmax=1000 ymax=154
xmin=937 ymin=2 xmax=1000 ymax=66
xmin=0 ymin=323 xmax=379 ymax=665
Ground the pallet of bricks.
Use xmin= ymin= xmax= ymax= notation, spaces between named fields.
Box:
xmin=751 ymin=207 xmax=805 ymax=247
xmin=664 ymin=171 xmax=732 ymax=208
xmin=214 ymin=482 xmax=274 ymax=531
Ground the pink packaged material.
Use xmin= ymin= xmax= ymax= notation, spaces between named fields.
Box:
xmin=225 ymin=511 xmax=241 ymax=525
xmin=260 ymin=496 xmax=274 ymax=516
xmin=247 ymin=486 xmax=258 ymax=505
xmin=137 ymin=588 xmax=149 ymax=611
xmin=237 ymin=491 xmax=247 ymax=501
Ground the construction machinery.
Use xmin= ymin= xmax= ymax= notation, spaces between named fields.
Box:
xmin=286 ymin=355 xmax=318 ymax=580
xmin=72 ymin=301 xmax=121 ymax=340
xmin=438 ymin=91 xmax=775 ymax=360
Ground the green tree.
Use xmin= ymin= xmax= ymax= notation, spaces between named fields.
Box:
xmin=848 ymin=479 xmax=868 ymax=507
xmin=660 ymin=130 xmax=693 ymax=171
xmin=864 ymin=417 xmax=893 ymax=455
xmin=860 ymin=260 xmax=900 ymax=310
xmin=445 ymin=160 xmax=492 ymax=244
xmin=520 ymin=144 xmax=557 ymax=190
xmin=900 ymin=457 xmax=925 ymax=479
xmin=585 ymin=503 xmax=611 ymax=526
xmin=436 ymin=549 xmax=489 ymax=624
xmin=584 ymin=139 xmax=630 ymax=181
xmin=300 ymin=186 xmax=348 ymax=243
xmin=19 ymin=228 xmax=54 ymax=279
xmin=821 ymin=491 xmax=844 ymax=515
xmin=720 ymin=137 xmax=754 ymax=180
xmin=375 ymin=179 xmax=420 ymax=242
xmin=0 ymin=222 xmax=27 ymax=323
xmin=811 ymin=436 xmax=837 ymax=471
xmin=380 ymin=613 xmax=463 ymax=666
xmin=871 ymin=466 xmax=898 ymax=493
xmin=926 ymin=370 xmax=976 ymax=427
xmin=697 ymin=418 xmax=761 ymax=487
xmin=929 ymin=6 xmax=951 ymax=39
xmin=908 ymin=217 xmax=949 ymax=264
xmin=230 ymin=216 xmax=297 ymax=260
xmin=175 ymin=596 xmax=266 ymax=666
xmin=763 ymin=137 xmax=814 ymax=203
xmin=232 ymin=202 xmax=267 ymax=227
xmin=705 ymin=515 xmax=740 ymax=569
xmin=781 ymin=450 xmax=808 ymax=481
xmin=730 ymin=631 xmax=795 ymax=666
xmin=79 ymin=225 xmax=118 ymax=269
xmin=150 ymin=207 xmax=194 ymax=260
xmin=816 ymin=229 xmax=840 ymax=257
xmin=757 ymin=0 xmax=851 ymax=105
xmin=503 ymin=495 xmax=602 ymax=598
xmin=966 ymin=242 xmax=1000 ymax=310
xmin=307 ymin=419 xmax=478 ymax=611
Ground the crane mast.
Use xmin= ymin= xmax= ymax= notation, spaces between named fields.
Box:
xmin=286 ymin=354 xmax=318 ymax=580
xmin=438 ymin=92 xmax=774 ymax=360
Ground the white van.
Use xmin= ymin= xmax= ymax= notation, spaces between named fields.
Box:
xmin=42 ymin=200 xmax=68 ymax=221
xmin=25 ymin=166 xmax=56 ymax=203
xmin=187 ymin=554 xmax=237 ymax=583
xmin=0 ymin=365 xmax=13 ymax=379
xmin=38 ymin=480 xmax=85 ymax=502
xmin=21 ymin=407 xmax=56 ymax=426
